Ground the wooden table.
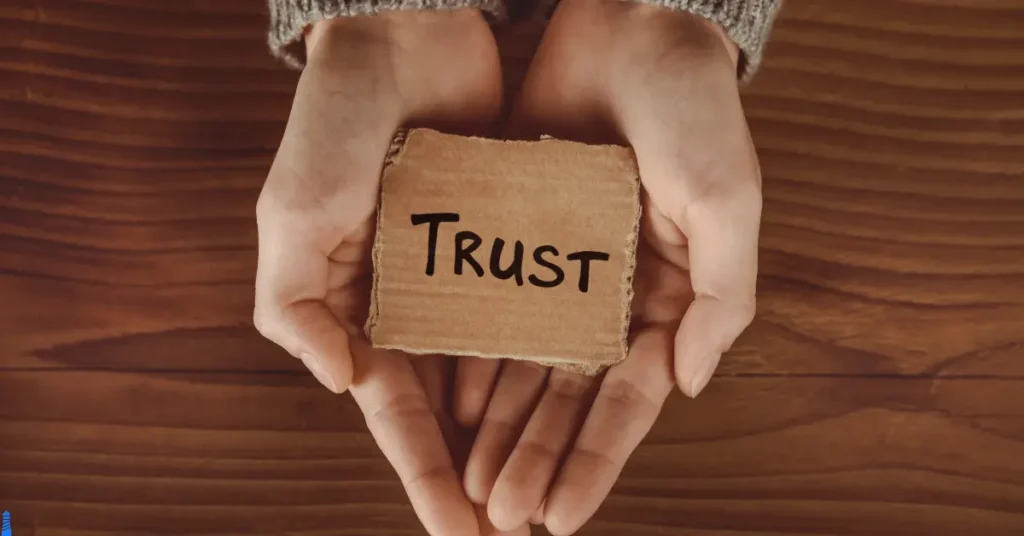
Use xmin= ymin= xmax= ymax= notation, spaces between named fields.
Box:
xmin=2 ymin=1 xmax=1023 ymax=534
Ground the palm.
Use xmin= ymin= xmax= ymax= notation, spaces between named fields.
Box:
xmin=456 ymin=189 xmax=689 ymax=533
xmin=254 ymin=10 xmax=514 ymax=536
xmin=322 ymin=213 xmax=374 ymax=330
xmin=458 ymin=3 xmax=760 ymax=531
xmin=321 ymin=211 xmax=462 ymax=456
xmin=631 ymin=195 xmax=695 ymax=345
xmin=321 ymin=212 xmax=523 ymax=536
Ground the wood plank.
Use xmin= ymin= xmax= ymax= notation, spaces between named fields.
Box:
xmin=1 ymin=371 xmax=1022 ymax=534
xmin=1 ymin=3 xmax=1020 ymax=376
xmin=1 ymin=0 xmax=1023 ymax=534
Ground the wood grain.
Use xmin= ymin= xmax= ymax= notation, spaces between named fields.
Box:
xmin=1 ymin=0 xmax=1022 ymax=534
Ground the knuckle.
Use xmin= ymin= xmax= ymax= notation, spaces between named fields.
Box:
xmin=598 ymin=379 xmax=658 ymax=414
xmin=683 ymin=165 xmax=762 ymax=214
xmin=517 ymin=438 xmax=562 ymax=461
xmin=697 ymin=179 xmax=761 ymax=214
xmin=735 ymin=295 xmax=757 ymax=327
xmin=547 ymin=372 xmax=593 ymax=400
xmin=252 ymin=303 xmax=284 ymax=343
xmin=252 ymin=307 xmax=271 ymax=337
xmin=403 ymin=463 xmax=456 ymax=490
xmin=569 ymin=443 xmax=618 ymax=471
xmin=255 ymin=177 xmax=300 ymax=228
xmin=254 ymin=190 xmax=276 ymax=226
xmin=365 ymin=392 xmax=433 ymax=425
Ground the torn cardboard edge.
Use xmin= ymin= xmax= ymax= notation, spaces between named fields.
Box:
xmin=364 ymin=128 xmax=408 ymax=344
xmin=366 ymin=128 xmax=641 ymax=376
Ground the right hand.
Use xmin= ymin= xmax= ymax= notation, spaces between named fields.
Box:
xmin=253 ymin=11 xmax=522 ymax=535
xmin=453 ymin=1 xmax=762 ymax=533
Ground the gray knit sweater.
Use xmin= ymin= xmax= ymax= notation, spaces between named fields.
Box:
xmin=267 ymin=0 xmax=780 ymax=82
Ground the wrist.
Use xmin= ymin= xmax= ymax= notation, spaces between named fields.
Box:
xmin=551 ymin=0 xmax=741 ymax=79
xmin=303 ymin=11 xmax=502 ymax=128
xmin=678 ymin=10 xmax=741 ymax=70
xmin=619 ymin=3 xmax=739 ymax=69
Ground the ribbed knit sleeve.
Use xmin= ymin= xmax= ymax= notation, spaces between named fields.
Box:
xmin=267 ymin=0 xmax=779 ymax=81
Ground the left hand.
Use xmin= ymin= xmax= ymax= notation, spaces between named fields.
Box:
xmin=253 ymin=11 xmax=526 ymax=536
xmin=452 ymin=1 xmax=762 ymax=533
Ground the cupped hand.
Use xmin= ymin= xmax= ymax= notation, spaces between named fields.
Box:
xmin=453 ymin=1 xmax=762 ymax=533
xmin=253 ymin=11 xmax=526 ymax=536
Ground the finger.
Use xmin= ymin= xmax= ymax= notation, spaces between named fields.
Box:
xmin=410 ymin=355 xmax=453 ymax=415
xmin=348 ymin=340 xmax=478 ymax=536
xmin=412 ymin=356 xmax=469 ymax=467
xmin=477 ymin=504 xmax=531 ymax=536
xmin=544 ymin=329 xmax=674 ymax=536
xmin=454 ymin=357 xmax=503 ymax=428
xmin=530 ymin=500 xmax=545 ymax=525
xmin=254 ymin=230 xmax=353 ymax=394
xmin=464 ymin=361 xmax=549 ymax=504
xmin=488 ymin=370 xmax=597 ymax=530
xmin=674 ymin=182 xmax=760 ymax=397
xmin=502 ymin=10 xmax=619 ymax=146
xmin=504 ymin=75 xmax=618 ymax=144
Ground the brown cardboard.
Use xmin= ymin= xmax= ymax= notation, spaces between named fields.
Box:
xmin=367 ymin=128 xmax=640 ymax=374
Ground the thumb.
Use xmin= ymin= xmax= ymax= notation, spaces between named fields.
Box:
xmin=674 ymin=294 xmax=752 ymax=398
xmin=672 ymin=186 xmax=760 ymax=398
xmin=262 ymin=300 xmax=355 ymax=395
xmin=254 ymin=222 xmax=354 ymax=394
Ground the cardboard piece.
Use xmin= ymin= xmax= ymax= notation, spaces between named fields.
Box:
xmin=366 ymin=128 xmax=640 ymax=374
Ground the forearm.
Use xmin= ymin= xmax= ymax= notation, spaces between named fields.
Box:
xmin=267 ymin=0 xmax=507 ymax=69
xmin=625 ymin=0 xmax=781 ymax=81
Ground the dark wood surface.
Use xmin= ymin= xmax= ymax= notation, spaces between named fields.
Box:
xmin=2 ymin=0 xmax=1023 ymax=534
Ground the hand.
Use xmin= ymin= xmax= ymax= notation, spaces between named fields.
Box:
xmin=453 ymin=1 xmax=761 ymax=533
xmin=253 ymin=12 xmax=526 ymax=535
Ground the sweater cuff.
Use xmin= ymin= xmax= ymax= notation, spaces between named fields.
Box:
xmin=626 ymin=0 xmax=782 ymax=83
xmin=267 ymin=0 xmax=508 ymax=69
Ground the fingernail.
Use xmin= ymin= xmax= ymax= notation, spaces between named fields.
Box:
xmin=689 ymin=355 xmax=718 ymax=398
xmin=300 ymin=352 xmax=339 ymax=394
